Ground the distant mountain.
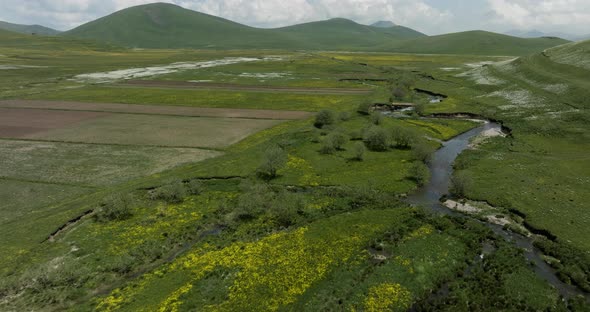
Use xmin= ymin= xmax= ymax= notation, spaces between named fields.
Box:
xmin=64 ymin=3 xmax=425 ymax=50
xmin=505 ymin=29 xmax=549 ymax=38
xmin=0 ymin=20 xmax=60 ymax=36
xmin=380 ymin=31 xmax=570 ymax=56
xmin=62 ymin=3 xmax=567 ymax=55
xmin=0 ymin=27 xmax=118 ymax=51
xmin=504 ymin=29 xmax=589 ymax=41
xmin=371 ymin=21 xmax=396 ymax=28
xmin=276 ymin=18 xmax=426 ymax=49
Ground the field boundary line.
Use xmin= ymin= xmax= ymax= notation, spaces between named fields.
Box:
xmin=0 ymin=176 xmax=97 ymax=189
xmin=0 ymin=105 xmax=304 ymax=121
xmin=118 ymin=80 xmax=374 ymax=95
xmin=0 ymin=137 xmax=226 ymax=152
xmin=0 ymin=100 xmax=314 ymax=120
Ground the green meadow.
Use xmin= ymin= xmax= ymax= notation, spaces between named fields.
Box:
xmin=0 ymin=15 xmax=588 ymax=311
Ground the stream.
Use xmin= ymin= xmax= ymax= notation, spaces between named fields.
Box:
xmin=405 ymin=120 xmax=589 ymax=301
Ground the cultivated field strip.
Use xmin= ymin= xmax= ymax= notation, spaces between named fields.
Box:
xmin=0 ymin=107 xmax=109 ymax=137
xmin=0 ymin=100 xmax=313 ymax=120
xmin=120 ymin=80 xmax=374 ymax=95
xmin=0 ymin=139 xmax=222 ymax=186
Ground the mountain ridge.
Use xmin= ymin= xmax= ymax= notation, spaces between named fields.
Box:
xmin=0 ymin=20 xmax=60 ymax=36
xmin=62 ymin=3 xmax=569 ymax=55
xmin=371 ymin=21 xmax=397 ymax=28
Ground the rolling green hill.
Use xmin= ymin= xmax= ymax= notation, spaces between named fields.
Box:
xmin=544 ymin=39 xmax=590 ymax=70
xmin=61 ymin=3 xmax=566 ymax=55
xmin=0 ymin=20 xmax=60 ymax=36
xmin=63 ymin=3 xmax=425 ymax=50
xmin=275 ymin=18 xmax=425 ymax=49
xmin=0 ymin=28 xmax=118 ymax=51
xmin=381 ymin=30 xmax=570 ymax=55
xmin=64 ymin=3 xmax=291 ymax=49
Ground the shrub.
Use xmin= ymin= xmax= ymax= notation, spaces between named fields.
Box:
xmin=414 ymin=102 xmax=426 ymax=116
xmin=17 ymin=257 xmax=91 ymax=303
xmin=310 ymin=129 xmax=322 ymax=143
xmin=268 ymin=191 xmax=304 ymax=227
xmin=257 ymin=146 xmax=287 ymax=180
xmin=450 ymin=172 xmax=473 ymax=197
xmin=314 ymin=110 xmax=335 ymax=128
xmin=187 ymin=180 xmax=203 ymax=195
xmin=328 ymin=131 xmax=348 ymax=150
xmin=338 ymin=111 xmax=352 ymax=121
xmin=392 ymin=86 xmax=407 ymax=100
xmin=95 ymin=194 xmax=135 ymax=222
xmin=363 ymin=126 xmax=389 ymax=151
xmin=357 ymin=101 xmax=373 ymax=115
xmin=412 ymin=141 xmax=436 ymax=163
xmin=233 ymin=183 xmax=272 ymax=221
xmin=320 ymin=131 xmax=348 ymax=154
xmin=319 ymin=139 xmax=336 ymax=154
xmin=348 ymin=129 xmax=363 ymax=141
xmin=149 ymin=181 xmax=187 ymax=203
xmin=409 ymin=162 xmax=430 ymax=186
xmin=370 ymin=112 xmax=384 ymax=125
xmin=352 ymin=142 xmax=366 ymax=161
xmin=390 ymin=125 xmax=418 ymax=149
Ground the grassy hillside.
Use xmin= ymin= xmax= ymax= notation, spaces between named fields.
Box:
xmin=0 ymin=28 xmax=117 ymax=51
xmin=382 ymin=30 xmax=570 ymax=56
xmin=62 ymin=4 xmax=567 ymax=55
xmin=62 ymin=3 xmax=427 ymax=51
xmin=275 ymin=18 xmax=425 ymax=49
xmin=64 ymin=3 xmax=292 ymax=49
xmin=0 ymin=20 xmax=60 ymax=36
xmin=544 ymin=39 xmax=590 ymax=70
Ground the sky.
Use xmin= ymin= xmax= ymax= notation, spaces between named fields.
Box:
xmin=0 ymin=0 xmax=589 ymax=37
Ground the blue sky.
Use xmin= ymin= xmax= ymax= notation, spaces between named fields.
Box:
xmin=0 ymin=0 xmax=588 ymax=36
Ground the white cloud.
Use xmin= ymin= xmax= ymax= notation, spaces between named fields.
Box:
xmin=0 ymin=0 xmax=587 ymax=36
xmin=487 ymin=0 xmax=590 ymax=34
xmin=0 ymin=0 xmax=453 ymax=34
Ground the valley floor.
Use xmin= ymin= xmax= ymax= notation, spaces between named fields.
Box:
xmin=0 ymin=42 xmax=588 ymax=310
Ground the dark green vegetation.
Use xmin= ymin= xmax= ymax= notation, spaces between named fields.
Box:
xmin=0 ymin=20 xmax=588 ymax=311
xmin=62 ymin=3 xmax=567 ymax=55
xmin=0 ymin=20 xmax=60 ymax=36
xmin=353 ymin=39 xmax=590 ymax=296
xmin=64 ymin=3 xmax=423 ymax=51
xmin=380 ymin=30 xmax=569 ymax=56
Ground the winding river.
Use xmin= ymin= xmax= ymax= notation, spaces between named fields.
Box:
xmin=405 ymin=120 xmax=589 ymax=300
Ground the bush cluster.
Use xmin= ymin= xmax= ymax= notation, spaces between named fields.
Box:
xmin=230 ymin=182 xmax=304 ymax=227
xmin=320 ymin=131 xmax=348 ymax=154
xmin=363 ymin=126 xmax=389 ymax=151
xmin=257 ymin=146 xmax=287 ymax=180
xmin=149 ymin=181 xmax=187 ymax=203
xmin=314 ymin=110 xmax=336 ymax=128
xmin=94 ymin=194 xmax=136 ymax=222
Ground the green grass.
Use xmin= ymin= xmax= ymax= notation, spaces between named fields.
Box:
xmin=148 ymin=53 xmax=381 ymax=88
xmin=24 ymin=86 xmax=367 ymax=111
xmin=22 ymin=114 xmax=284 ymax=149
xmin=0 ymin=179 xmax=91 ymax=227
xmin=457 ymin=135 xmax=590 ymax=250
xmin=444 ymin=45 xmax=590 ymax=252
xmin=380 ymin=30 xmax=569 ymax=56
xmin=0 ymin=35 xmax=582 ymax=310
xmin=0 ymin=21 xmax=60 ymax=36
xmin=0 ymin=140 xmax=221 ymax=186
xmin=88 ymin=208 xmax=418 ymax=311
